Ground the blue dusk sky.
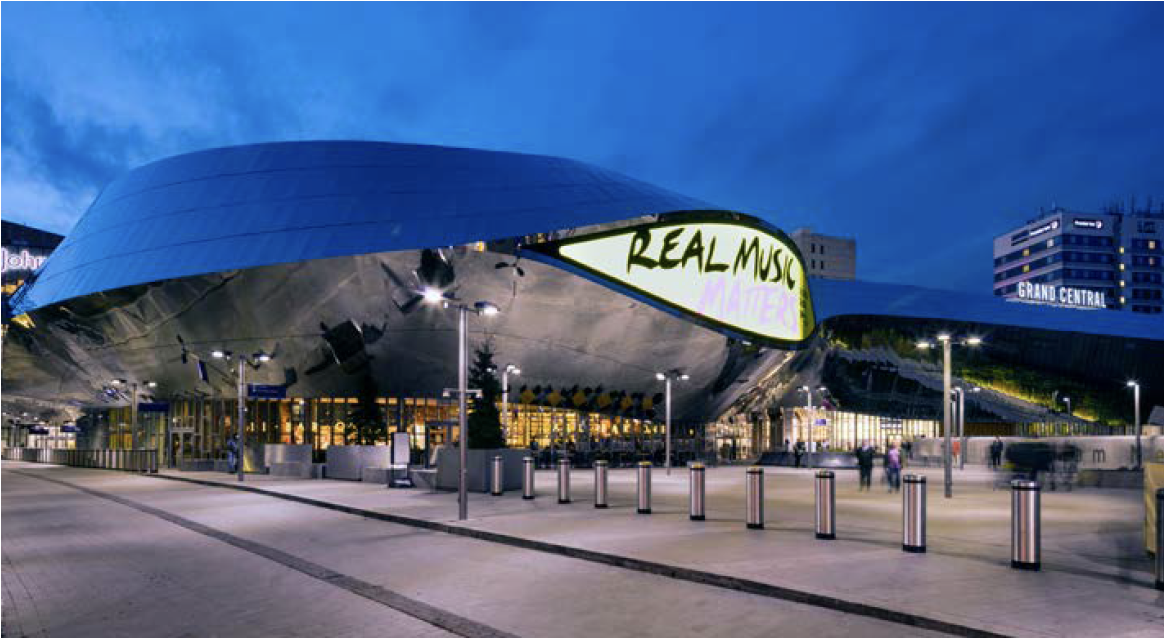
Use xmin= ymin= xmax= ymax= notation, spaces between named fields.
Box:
xmin=2 ymin=2 xmax=1161 ymax=291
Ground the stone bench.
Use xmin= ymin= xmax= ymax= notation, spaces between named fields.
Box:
xmin=361 ymin=467 xmax=390 ymax=484
xmin=270 ymin=462 xmax=313 ymax=479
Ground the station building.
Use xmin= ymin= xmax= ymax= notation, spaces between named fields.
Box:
xmin=993 ymin=204 xmax=1164 ymax=314
xmin=1 ymin=142 xmax=1161 ymax=466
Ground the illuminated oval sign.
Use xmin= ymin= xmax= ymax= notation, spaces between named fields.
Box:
xmin=525 ymin=217 xmax=815 ymax=346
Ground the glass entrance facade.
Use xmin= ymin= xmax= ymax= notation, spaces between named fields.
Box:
xmin=80 ymin=395 xmax=697 ymax=467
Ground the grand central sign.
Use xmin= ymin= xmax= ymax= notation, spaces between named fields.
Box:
xmin=1015 ymin=281 xmax=1107 ymax=310
xmin=526 ymin=216 xmax=815 ymax=346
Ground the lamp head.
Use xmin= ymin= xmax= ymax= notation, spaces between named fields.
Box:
xmin=474 ymin=301 xmax=500 ymax=316
xmin=255 ymin=352 xmax=272 ymax=363
xmin=680 ymin=373 xmax=690 ymax=381
xmin=211 ymin=350 xmax=227 ymax=359
xmin=421 ymin=287 xmax=444 ymax=304
xmin=1126 ymin=380 xmax=1138 ymax=388
xmin=146 ymin=381 xmax=158 ymax=388
xmin=916 ymin=341 xmax=931 ymax=350
xmin=936 ymin=333 xmax=951 ymax=342
xmin=965 ymin=336 xmax=982 ymax=346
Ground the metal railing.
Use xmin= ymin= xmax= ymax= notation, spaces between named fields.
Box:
xmin=2 ymin=447 xmax=158 ymax=473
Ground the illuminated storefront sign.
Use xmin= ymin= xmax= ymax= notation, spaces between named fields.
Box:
xmin=1073 ymin=219 xmax=1104 ymax=230
xmin=526 ymin=217 xmax=815 ymax=346
xmin=1015 ymin=281 xmax=1107 ymax=309
xmin=1 ymin=247 xmax=50 ymax=274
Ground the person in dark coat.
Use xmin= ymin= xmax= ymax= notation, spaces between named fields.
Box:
xmin=855 ymin=439 xmax=875 ymax=491
xmin=990 ymin=437 xmax=1004 ymax=469
xmin=793 ymin=439 xmax=805 ymax=468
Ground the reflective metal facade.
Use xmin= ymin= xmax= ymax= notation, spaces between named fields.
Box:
xmin=14 ymin=141 xmax=715 ymax=313
xmin=4 ymin=141 xmax=1162 ymax=432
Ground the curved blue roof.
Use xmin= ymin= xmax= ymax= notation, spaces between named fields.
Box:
xmin=813 ymin=278 xmax=1163 ymax=341
xmin=15 ymin=141 xmax=716 ymax=312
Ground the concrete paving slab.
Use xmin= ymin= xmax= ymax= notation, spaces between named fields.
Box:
xmin=129 ymin=461 xmax=1165 ymax=638
xmin=3 ymin=462 xmax=953 ymax=638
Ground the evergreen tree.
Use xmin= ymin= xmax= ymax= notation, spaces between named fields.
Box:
xmin=467 ymin=342 xmax=506 ymax=449
xmin=346 ymin=375 xmax=385 ymax=446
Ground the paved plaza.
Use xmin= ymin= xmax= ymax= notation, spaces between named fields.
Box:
xmin=2 ymin=460 xmax=1162 ymax=637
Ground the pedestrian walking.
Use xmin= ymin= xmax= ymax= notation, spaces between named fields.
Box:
xmin=990 ymin=437 xmax=1004 ymax=469
xmin=227 ymin=435 xmax=239 ymax=474
xmin=885 ymin=443 xmax=902 ymax=492
xmin=794 ymin=439 xmax=805 ymax=468
xmin=855 ymin=440 xmax=874 ymax=491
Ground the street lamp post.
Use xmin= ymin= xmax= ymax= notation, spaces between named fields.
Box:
xmin=918 ymin=334 xmax=980 ymax=498
xmin=656 ymin=370 xmax=689 ymax=475
xmin=502 ymin=364 xmax=520 ymax=442
xmin=1128 ymin=381 xmax=1141 ymax=469
xmin=424 ymin=288 xmax=499 ymax=521
xmin=797 ymin=385 xmax=828 ymax=448
xmin=211 ymin=349 xmax=271 ymax=482
xmin=237 ymin=357 xmax=246 ymax=482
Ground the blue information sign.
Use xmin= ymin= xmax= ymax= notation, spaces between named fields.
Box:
xmin=247 ymin=384 xmax=287 ymax=399
xmin=138 ymin=402 xmax=170 ymax=413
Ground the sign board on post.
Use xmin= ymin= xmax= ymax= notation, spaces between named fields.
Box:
xmin=138 ymin=402 xmax=170 ymax=413
xmin=247 ymin=384 xmax=286 ymax=399
xmin=524 ymin=215 xmax=815 ymax=347
xmin=389 ymin=431 xmax=413 ymax=488
xmin=391 ymin=431 xmax=411 ymax=466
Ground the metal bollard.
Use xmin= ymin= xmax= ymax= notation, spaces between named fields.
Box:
xmin=636 ymin=461 xmax=652 ymax=514
xmin=522 ymin=457 xmax=535 ymax=500
xmin=150 ymin=450 xmax=159 ymax=474
xmin=689 ymin=463 xmax=706 ymax=521
xmin=902 ymin=474 xmax=927 ymax=553
xmin=1011 ymin=480 xmax=1041 ymax=570
xmin=491 ymin=456 xmax=504 ymax=496
xmin=815 ymin=470 xmax=836 ymax=540
xmin=746 ymin=466 xmax=764 ymax=529
xmin=1156 ymin=488 xmax=1163 ymax=591
xmin=139 ymin=450 xmax=148 ymax=473
xmin=557 ymin=458 xmax=571 ymax=504
xmin=594 ymin=460 xmax=609 ymax=508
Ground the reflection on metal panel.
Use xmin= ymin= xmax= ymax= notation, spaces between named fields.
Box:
xmin=17 ymin=141 xmax=717 ymax=313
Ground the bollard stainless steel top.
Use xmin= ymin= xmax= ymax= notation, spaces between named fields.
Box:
xmin=636 ymin=461 xmax=652 ymax=514
xmin=902 ymin=474 xmax=926 ymax=553
xmin=1010 ymin=479 xmax=1041 ymax=571
xmin=557 ymin=458 xmax=571 ymax=504
xmin=814 ymin=470 xmax=835 ymax=540
xmin=594 ymin=460 xmax=609 ymax=508
xmin=491 ymin=455 xmax=504 ymax=496
xmin=689 ymin=462 xmax=706 ymax=521
xmin=746 ymin=466 xmax=764 ymax=529
xmin=522 ymin=456 xmax=535 ymax=500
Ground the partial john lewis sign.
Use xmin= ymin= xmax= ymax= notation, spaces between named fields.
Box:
xmin=525 ymin=216 xmax=815 ymax=346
